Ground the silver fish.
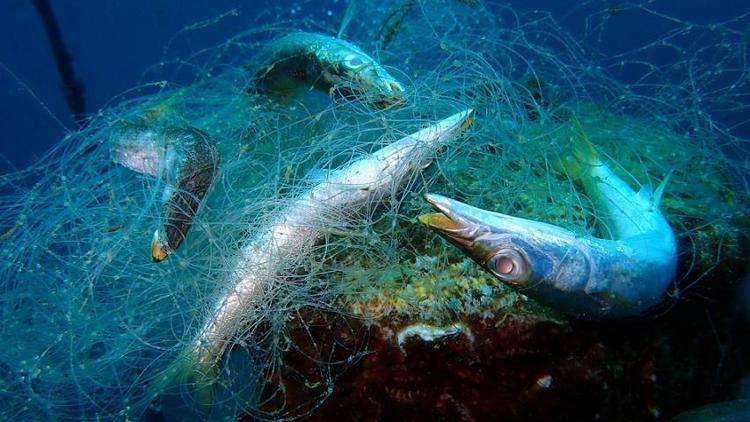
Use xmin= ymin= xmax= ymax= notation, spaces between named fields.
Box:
xmin=111 ymin=123 xmax=220 ymax=262
xmin=154 ymin=109 xmax=475 ymax=406
xmin=253 ymin=32 xmax=405 ymax=109
xmin=419 ymin=123 xmax=677 ymax=319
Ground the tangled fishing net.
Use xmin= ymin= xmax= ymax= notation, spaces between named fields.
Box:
xmin=1 ymin=1 xmax=748 ymax=419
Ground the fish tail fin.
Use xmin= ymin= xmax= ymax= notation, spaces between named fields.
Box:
xmin=553 ymin=117 xmax=601 ymax=180
xmin=147 ymin=347 xmax=220 ymax=415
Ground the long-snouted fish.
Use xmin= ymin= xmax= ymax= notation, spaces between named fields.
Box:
xmin=419 ymin=123 xmax=677 ymax=319
xmin=152 ymin=109 xmax=475 ymax=408
xmin=253 ymin=32 xmax=405 ymax=109
xmin=111 ymin=123 xmax=220 ymax=262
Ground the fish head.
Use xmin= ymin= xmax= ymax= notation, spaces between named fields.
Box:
xmin=419 ymin=193 xmax=648 ymax=318
xmin=418 ymin=194 xmax=579 ymax=291
xmin=327 ymin=45 xmax=405 ymax=109
xmin=151 ymin=229 xmax=172 ymax=262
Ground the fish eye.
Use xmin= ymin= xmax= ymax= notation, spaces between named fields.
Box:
xmin=343 ymin=54 xmax=365 ymax=70
xmin=487 ymin=248 xmax=529 ymax=284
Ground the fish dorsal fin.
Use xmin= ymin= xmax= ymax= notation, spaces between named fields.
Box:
xmin=653 ymin=169 xmax=673 ymax=206
xmin=636 ymin=185 xmax=654 ymax=210
xmin=637 ymin=169 xmax=672 ymax=207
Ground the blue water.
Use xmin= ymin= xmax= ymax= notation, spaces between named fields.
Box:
xmin=2 ymin=1 xmax=748 ymax=172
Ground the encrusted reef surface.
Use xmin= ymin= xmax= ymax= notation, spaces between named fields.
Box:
xmin=257 ymin=107 xmax=750 ymax=421
xmin=267 ymin=291 xmax=747 ymax=421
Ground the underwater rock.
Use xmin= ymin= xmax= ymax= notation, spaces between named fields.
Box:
xmin=270 ymin=294 xmax=746 ymax=421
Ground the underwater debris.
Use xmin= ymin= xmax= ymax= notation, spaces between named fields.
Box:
xmin=396 ymin=322 xmax=474 ymax=350
xmin=419 ymin=122 xmax=677 ymax=318
xmin=252 ymin=32 xmax=405 ymax=109
xmin=111 ymin=122 xmax=220 ymax=262
xmin=31 ymin=0 xmax=86 ymax=126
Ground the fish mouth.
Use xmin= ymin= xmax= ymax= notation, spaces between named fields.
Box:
xmin=355 ymin=66 xmax=406 ymax=109
xmin=418 ymin=193 xmax=486 ymax=250
xmin=419 ymin=194 xmax=465 ymax=228
xmin=330 ymin=78 xmax=405 ymax=109
xmin=432 ymin=109 xmax=476 ymax=136
xmin=458 ymin=109 xmax=475 ymax=130
xmin=369 ymin=79 xmax=405 ymax=109
xmin=417 ymin=212 xmax=464 ymax=231
xmin=151 ymin=230 xmax=171 ymax=262
xmin=372 ymin=96 xmax=404 ymax=110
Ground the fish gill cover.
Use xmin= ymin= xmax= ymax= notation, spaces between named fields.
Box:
xmin=0 ymin=0 xmax=748 ymax=420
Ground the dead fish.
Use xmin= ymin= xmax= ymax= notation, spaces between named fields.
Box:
xmin=150 ymin=109 xmax=475 ymax=409
xmin=253 ymin=32 xmax=405 ymax=109
xmin=111 ymin=123 xmax=220 ymax=262
xmin=420 ymin=120 xmax=677 ymax=318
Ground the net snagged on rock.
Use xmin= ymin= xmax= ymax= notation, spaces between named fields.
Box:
xmin=0 ymin=1 xmax=748 ymax=420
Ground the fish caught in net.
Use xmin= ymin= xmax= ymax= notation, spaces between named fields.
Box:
xmin=0 ymin=0 xmax=748 ymax=420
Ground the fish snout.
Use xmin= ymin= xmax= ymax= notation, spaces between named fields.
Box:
xmin=385 ymin=79 xmax=404 ymax=95
xmin=361 ymin=67 xmax=406 ymax=109
xmin=419 ymin=193 xmax=486 ymax=251
xmin=420 ymin=194 xmax=536 ymax=287
xmin=422 ymin=193 xmax=463 ymax=220
xmin=151 ymin=230 xmax=171 ymax=262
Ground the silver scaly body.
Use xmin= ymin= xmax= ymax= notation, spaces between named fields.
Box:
xmin=420 ymin=133 xmax=677 ymax=319
xmin=191 ymin=109 xmax=474 ymax=370
xmin=254 ymin=32 xmax=405 ymax=109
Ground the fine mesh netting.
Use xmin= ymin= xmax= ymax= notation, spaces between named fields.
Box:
xmin=1 ymin=1 xmax=748 ymax=420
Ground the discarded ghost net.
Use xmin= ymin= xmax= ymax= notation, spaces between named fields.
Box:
xmin=0 ymin=1 xmax=748 ymax=420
